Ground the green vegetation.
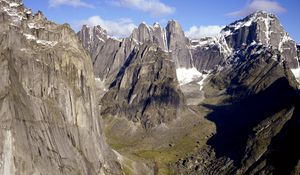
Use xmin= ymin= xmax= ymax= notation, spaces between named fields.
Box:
xmin=103 ymin=106 xmax=215 ymax=175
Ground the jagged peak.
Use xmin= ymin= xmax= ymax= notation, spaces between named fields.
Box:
xmin=81 ymin=25 xmax=107 ymax=34
xmin=221 ymin=11 xmax=281 ymax=38
xmin=223 ymin=11 xmax=278 ymax=30
xmin=166 ymin=19 xmax=184 ymax=33
xmin=166 ymin=19 xmax=181 ymax=28
xmin=251 ymin=10 xmax=275 ymax=17
xmin=138 ymin=21 xmax=152 ymax=30
xmin=153 ymin=22 xmax=160 ymax=28
xmin=167 ymin=19 xmax=178 ymax=24
xmin=33 ymin=10 xmax=46 ymax=20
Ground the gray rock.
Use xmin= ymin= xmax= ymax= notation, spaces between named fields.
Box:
xmin=100 ymin=43 xmax=186 ymax=129
xmin=130 ymin=22 xmax=167 ymax=53
xmin=221 ymin=11 xmax=299 ymax=68
xmin=0 ymin=0 xmax=121 ymax=174
xmin=77 ymin=25 xmax=107 ymax=60
xmin=166 ymin=20 xmax=193 ymax=68
xmin=190 ymin=36 xmax=232 ymax=72
xmin=78 ymin=26 xmax=139 ymax=87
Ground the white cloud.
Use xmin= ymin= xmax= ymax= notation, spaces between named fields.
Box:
xmin=112 ymin=0 xmax=175 ymax=16
xmin=78 ymin=16 xmax=137 ymax=38
xmin=185 ymin=25 xmax=223 ymax=39
xmin=228 ymin=0 xmax=286 ymax=17
xmin=49 ymin=0 xmax=94 ymax=8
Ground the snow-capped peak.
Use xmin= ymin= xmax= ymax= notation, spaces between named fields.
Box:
xmin=221 ymin=11 xmax=276 ymax=37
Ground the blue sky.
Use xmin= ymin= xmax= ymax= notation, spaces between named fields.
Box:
xmin=23 ymin=0 xmax=300 ymax=43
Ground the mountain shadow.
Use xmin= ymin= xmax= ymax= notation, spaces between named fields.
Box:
xmin=244 ymin=95 xmax=300 ymax=175
xmin=203 ymin=77 xmax=299 ymax=169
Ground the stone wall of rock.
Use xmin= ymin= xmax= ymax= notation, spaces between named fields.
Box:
xmin=0 ymin=0 xmax=121 ymax=174
xmin=100 ymin=44 xmax=185 ymax=129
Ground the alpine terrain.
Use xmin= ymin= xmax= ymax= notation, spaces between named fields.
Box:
xmin=1 ymin=0 xmax=299 ymax=174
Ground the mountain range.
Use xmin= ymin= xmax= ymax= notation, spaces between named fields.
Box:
xmin=1 ymin=0 xmax=299 ymax=174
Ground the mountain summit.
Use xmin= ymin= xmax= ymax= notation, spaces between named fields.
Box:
xmin=222 ymin=11 xmax=298 ymax=68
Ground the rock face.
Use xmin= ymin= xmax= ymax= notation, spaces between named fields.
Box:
xmin=78 ymin=20 xmax=194 ymax=87
xmin=100 ymin=44 xmax=185 ymax=129
xmin=173 ymin=44 xmax=300 ymax=174
xmin=0 ymin=0 xmax=120 ymax=174
xmin=78 ymin=26 xmax=138 ymax=86
xmin=190 ymin=36 xmax=232 ymax=72
xmin=130 ymin=21 xmax=193 ymax=68
xmin=79 ymin=11 xmax=299 ymax=84
xmin=165 ymin=20 xmax=193 ymax=68
xmin=131 ymin=22 xmax=168 ymax=51
xmin=222 ymin=11 xmax=299 ymax=68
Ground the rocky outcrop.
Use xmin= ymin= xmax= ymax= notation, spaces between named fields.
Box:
xmin=173 ymin=44 xmax=300 ymax=174
xmin=78 ymin=26 xmax=138 ymax=86
xmin=77 ymin=25 xmax=107 ymax=60
xmin=130 ymin=21 xmax=193 ymax=68
xmin=165 ymin=20 xmax=193 ymax=68
xmin=190 ymin=36 xmax=232 ymax=72
xmin=0 ymin=0 xmax=121 ymax=174
xmin=221 ymin=11 xmax=299 ymax=68
xmin=79 ymin=20 xmax=193 ymax=83
xmin=100 ymin=44 xmax=185 ymax=129
xmin=131 ymin=22 xmax=168 ymax=51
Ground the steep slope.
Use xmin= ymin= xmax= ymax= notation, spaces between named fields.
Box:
xmin=131 ymin=22 xmax=168 ymax=51
xmin=221 ymin=11 xmax=299 ymax=68
xmin=78 ymin=25 xmax=138 ymax=87
xmin=165 ymin=20 xmax=194 ymax=68
xmin=130 ymin=21 xmax=193 ymax=68
xmin=0 ymin=0 xmax=120 ymax=174
xmin=78 ymin=20 xmax=194 ymax=84
xmin=100 ymin=43 xmax=185 ymax=129
xmin=173 ymin=44 xmax=300 ymax=174
xmin=190 ymin=36 xmax=232 ymax=72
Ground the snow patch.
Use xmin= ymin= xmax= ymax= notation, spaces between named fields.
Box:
xmin=27 ymin=22 xmax=44 ymax=29
xmin=37 ymin=40 xmax=58 ymax=47
xmin=96 ymin=36 xmax=105 ymax=43
xmin=24 ymin=33 xmax=58 ymax=46
xmin=9 ymin=2 xmax=19 ymax=7
xmin=291 ymin=67 xmax=300 ymax=84
xmin=190 ymin=35 xmax=232 ymax=58
xmin=197 ymin=73 xmax=209 ymax=91
xmin=264 ymin=15 xmax=271 ymax=46
xmin=176 ymin=67 xmax=202 ymax=85
xmin=109 ymin=36 xmax=123 ymax=42
xmin=24 ymin=34 xmax=35 ymax=40
xmin=279 ymin=33 xmax=293 ymax=52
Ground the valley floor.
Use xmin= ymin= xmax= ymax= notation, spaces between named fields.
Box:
xmin=102 ymin=105 xmax=215 ymax=175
